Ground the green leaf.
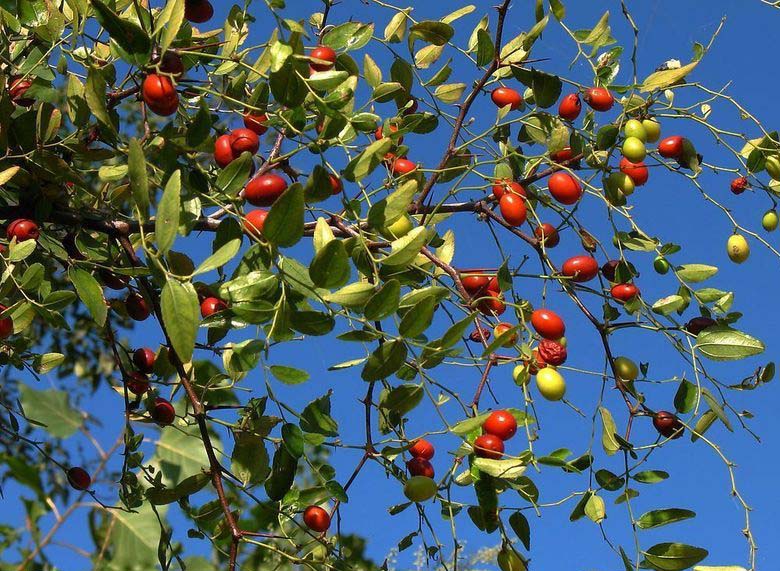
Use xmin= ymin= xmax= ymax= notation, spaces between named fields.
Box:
xmin=91 ymin=0 xmax=151 ymax=60
xmin=85 ymin=66 xmax=115 ymax=134
xmin=157 ymin=0 xmax=185 ymax=55
xmin=378 ymin=384 xmax=424 ymax=434
xmin=281 ymin=423 xmax=305 ymax=457
xmin=637 ymin=508 xmax=696 ymax=530
xmin=476 ymin=29 xmax=495 ymax=67
xmin=146 ymin=472 xmax=211 ymax=505
xmin=364 ymin=279 xmax=400 ymax=320
xmin=127 ymin=139 xmax=150 ymax=219
xmin=309 ymin=240 xmax=350 ymax=288
xmin=700 ymin=388 xmax=732 ymax=431
xmin=307 ymin=70 xmax=349 ymax=91
xmin=69 ymin=267 xmax=107 ymax=326
xmin=265 ymin=446 xmax=298 ymax=501
xmin=508 ymin=511 xmax=531 ymax=550
xmin=195 ymin=238 xmax=241 ymax=276
xmin=695 ymin=326 xmax=765 ymax=361
xmin=399 ymin=296 xmax=436 ymax=337
xmin=643 ymin=543 xmax=708 ymax=571
xmin=160 ymin=278 xmax=199 ymax=363
xmin=323 ymin=282 xmax=375 ymax=307
xmin=216 ymin=152 xmax=253 ymax=197
xmin=269 ymin=365 xmax=310 ymax=385
xmin=549 ymin=0 xmax=566 ymax=20
xmin=19 ymin=386 xmax=83 ymax=438
xmin=264 ymin=183 xmax=304 ymax=247
xmin=343 ymin=138 xmax=393 ymax=182
xmin=156 ymin=170 xmax=181 ymax=256
xmin=434 ymin=82 xmax=467 ymax=104
xmin=641 ymin=61 xmax=699 ymax=92
xmin=381 ymin=227 xmax=428 ymax=267
xmin=410 ymin=21 xmax=454 ymax=46
xmin=34 ymin=353 xmax=65 ymax=374
xmin=691 ymin=410 xmax=717 ymax=442
xmin=633 ymin=470 xmax=669 ymax=484
xmin=676 ymin=264 xmax=718 ymax=283
xmin=231 ymin=432 xmax=270 ymax=487
xmin=599 ymin=407 xmax=620 ymax=456
xmin=473 ymin=458 xmax=527 ymax=480
xmin=300 ymin=393 xmax=339 ymax=436
xmin=674 ymin=379 xmax=697 ymax=414
xmin=384 ymin=10 xmax=409 ymax=43
xmin=585 ymin=493 xmax=606 ymax=523
xmin=322 ymin=22 xmax=374 ymax=51
xmin=362 ymin=340 xmax=408 ymax=381
xmin=652 ymin=295 xmax=685 ymax=316
xmin=8 ymin=239 xmax=36 ymax=262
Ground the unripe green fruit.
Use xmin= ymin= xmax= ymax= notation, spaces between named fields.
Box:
xmin=623 ymin=119 xmax=647 ymax=142
xmin=614 ymin=356 xmax=639 ymax=381
xmin=607 ymin=172 xmax=636 ymax=196
xmin=766 ymin=155 xmax=780 ymax=182
xmin=642 ymin=119 xmax=661 ymax=143
xmin=512 ymin=364 xmax=530 ymax=386
xmin=622 ymin=137 xmax=647 ymax=162
xmin=404 ymin=476 xmax=437 ymax=502
xmin=727 ymin=234 xmax=750 ymax=264
xmin=382 ymin=216 xmax=413 ymax=239
xmin=498 ymin=548 xmax=528 ymax=571
xmin=522 ymin=87 xmax=535 ymax=106
xmin=535 ymin=367 xmax=566 ymax=401
xmin=762 ymin=210 xmax=779 ymax=232
xmin=653 ymin=256 xmax=670 ymax=274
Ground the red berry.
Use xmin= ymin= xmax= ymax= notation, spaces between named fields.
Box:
xmin=243 ymin=209 xmax=268 ymax=237
xmin=159 ymin=52 xmax=184 ymax=78
xmin=409 ymin=439 xmax=434 ymax=460
xmin=243 ymin=112 xmax=268 ymax=135
xmin=133 ymin=348 xmax=156 ymax=374
xmin=619 ymin=157 xmax=649 ymax=186
xmin=310 ymin=46 xmax=337 ymax=72
xmin=184 ymin=0 xmax=213 ymax=23
xmin=611 ymin=283 xmax=640 ymax=302
xmin=142 ymin=74 xmax=178 ymax=117
xmin=214 ymin=134 xmax=236 ymax=168
xmin=374 ymin=123 xmax=401 ymax=142
xmin=491 ymin=87 xmax=523 ymax=110
xmin=0 ymin=304 xmax=13 ymax=339
xmin=7 ymin=219 xmax=40 ymax=242
xmin=483 ymin=410 xmax=517 ymax=441
xmin=477 ymin=289 xmax=506 ymax=316
xmin=125 ymin=293 xmax=151 ymax=321
xmin=537 ymin=339 xmax=567 ymax=366
xmin=548 ymin=172 xmax=583 ymax=205
xmin=329 ymin=174 xmax=343 ymax=195
xmin=244 ymin=173 xmax=288 ymax=206
xmin=473 ymin=434 xmax=504 ymax=459
xmin=492 ymin=180 xmax=526 ymax=200
xmin=462 ymin=275 xmax=491 ymax=296
xmin=562 ymin=255 xmax=599 ymax=282
xmin=9 ymin=76 xmax=34 ymax=107
xmin=493 ymin=322 xmax=518 ymax=346
xmin=558 ymin=93 xmax=582 ymax=121
xmin=657 ymin=136 xmax=684 ymax=159
xmin=406 ymin=457 xmax=435 ymax=478
xmin=229 ymin=128 xmax=260 ymax=155
xmin=583 ymin=87 xmax=614 ymax=112
xmin=125 ymin=371 xmax=150 ymax=396
xmin=391 ymin=158 xmax=417 ymax=176
xmin=550 ymin=147 xmax=576 ymax=164
xmin=499 ymin=193 xmax=527 ymax=226
xmin=600 ymin=260 xmax=620 ymax=282
xmin=200 ymin=296 xmax=227 ymax=318
xmin=531 ymin=309 xmax=565 ymax=340
xmin=303 ymin=505 xmax=331 ymax=532
xmin=730 ymin=176 xmax=749 ymax=195
xmin=67 ymin=467 xmax=91 ymax=491
xmin=653 ymin=411 xmax=684 ymax=439
xmin=152 ymin=397 xmax=176 ymax=425
xmin=534 ymin=223 xmax=559 ymax=247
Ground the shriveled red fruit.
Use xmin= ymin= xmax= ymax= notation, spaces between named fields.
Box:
xmin=611 ymin=283 xmax=640 ymax=302
xmin=492 ymin=180 xmax=526 ymax=200
xmin=310 ymin=46 xmax=337 ymax=72
xmin=657 ymin=136 xmax=684 ymax=159
xmin=491 ymin=87 xmax=523 ymax=110
xmin=7 ymin=219 xmax=40 ymax=242
xmin=229 ymin=128 xmax=260 ymax=155
xmin=329 ymin=174 xmax=343 ymax=195
xmin=493 ymin=322 xmax=517 ymax=347
xmin=100 ymin=270 xmax=129 ymax=291
xmin=550 ymin=147 xmax=576 ymax=164
xmin=531 ymin=309 xmax=565 ymax=340
xmin=125 ymin=293 xmax=151 ymax=321
xmin=391 ymin=158 xmax=417 ymax=176
xmin=152 ymin=397 xmax=176 ymax=425
xmin=184 ymin=0 xmax=213 ymax=23
xmin=730 ymin=176 xmax=749 ymax=195
xmin=583 ymin=87 xmax=614 ymax=111
xmin=562 ymin=255 xmax=599 ymax=282
xmin=243 ymin=112 xmax=268 ymax=135
xmin=133 ymin=348 xmax=156 ymax=374
xmin=619 ymin=157 xmax=649 ymax=186
xmin=537 ymin=339 xmax=567 ymax=366
xmin=548 ymin=172 xmax=583 ymax=205
xmin=125 ymin=371 xmax=150 ymax=396
xmin=200 ymin=296 xmax=228 ymax=318
xmin=67 ymin=467 xmax=91 ymax=491
xmin=142 ymin=74 xmax=178 ymax=116
xmin=534 ymin=223 xmax=560 ymax=247
xmin=406 ymin=457 xmax=435 ymax=478
xmin=473 ymin=434 xmax=504 ymax=459
xmin=9 ymin=76 xmax=34 ymax=106
xmin=684 ymin=316 xmax=716 ymax=335
xmin=214 ymin=134 xmax=236 ymax=168
xmin=483 ymin=410 xmax=517 ymax=441
xmin=244 ymin=173 xmax=287 ymax=206
xmin=303 ymin=505 xmax=331 ymax=532
xmin=476 ymin=289 xmax=505 ymax=316
xmin=653 ymin=411 xmax=684 ymax=439
xmin=468 ymin=326 xmax=491 ymax=343
xmin=0 ymin=304 xmax=13 ymax=339
xmin=409 ymin=439 xmax=434 ymax=460
xmin=499 ymin=193 xmax=527 ymax=226
xmin=558 ymin=93 xmax=582 ymax=121
xmin=243 ymin=209 xmax=268 ymax=237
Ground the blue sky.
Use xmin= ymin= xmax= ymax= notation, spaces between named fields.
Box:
xmin=4 ymin=1 xmax=780 ymax=570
